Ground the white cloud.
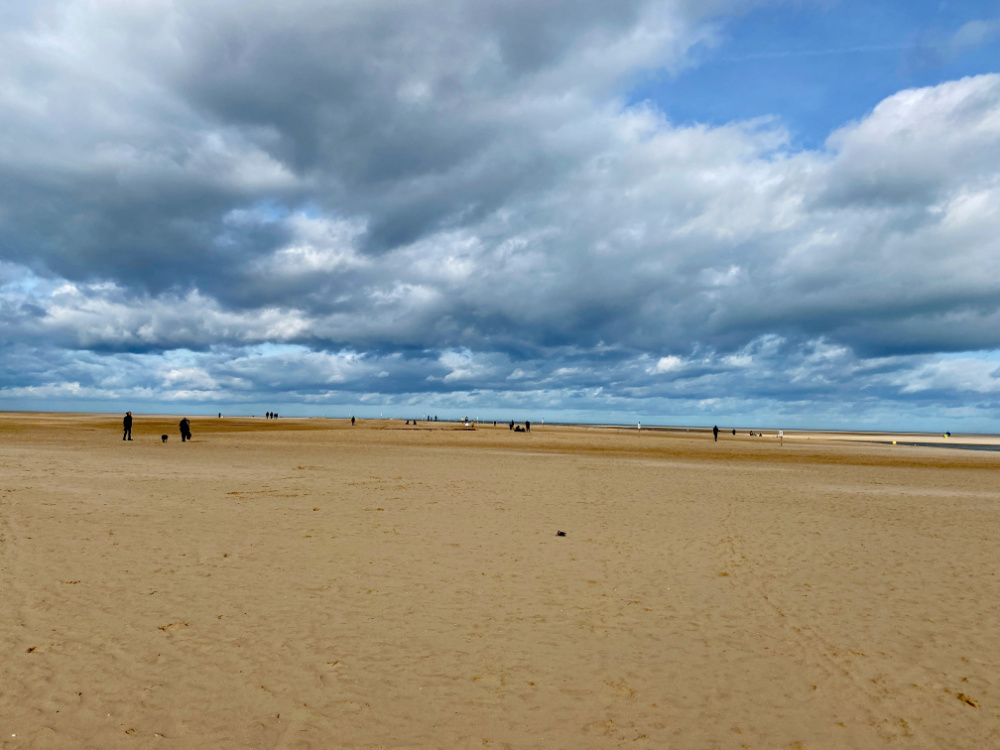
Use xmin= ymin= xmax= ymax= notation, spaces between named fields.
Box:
xmin=894 ymin=358 xmax=1000 ymax=395
xmin=654 ymin=356 xmax=685 ymax=373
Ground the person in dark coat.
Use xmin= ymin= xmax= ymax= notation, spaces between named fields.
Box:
xmin=351 ymin=416 xmax=355 ymax=426
xmin=713 ymin=425 xmax=719 ymax=442
xmin=123 ymin=412 xmax=133 ymax=441
xmin=525 ymin=421 xmax=531 ymax=433
xmin=179 ymin=418 xmax=192 ymax=442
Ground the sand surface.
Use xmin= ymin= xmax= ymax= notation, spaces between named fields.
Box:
xmin=2 ymin=413 xmax=999 ymax=749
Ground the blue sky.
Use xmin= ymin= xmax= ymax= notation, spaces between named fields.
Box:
xmin=634 ymin=1 xmax=1000 ymax=148
xmin=1 ymin=0 xmax=1000 ymax=430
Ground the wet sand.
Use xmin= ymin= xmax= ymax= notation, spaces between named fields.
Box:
xmin=2 ymin=412 xmax=999 ymax=749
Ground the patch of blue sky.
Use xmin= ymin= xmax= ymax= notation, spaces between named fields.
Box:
xmin=0 ymin=262 xmax=65 ymax=298
xmin=628 ymin=0 xmax=1000 ymax=150
xmin=222 ymin=199 xmax=292 ymax=227
xmin=937 ymin=348 xmax=1000 ymax=362
xmin=221 ymin=200 xmax=339 ymax=230
xmin=294 ymin=200 xmax=326 ymax=220
xmin=0 ymin=261 xmax=36 ymax=291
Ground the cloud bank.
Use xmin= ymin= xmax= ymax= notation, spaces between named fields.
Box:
xmin=2 ymin=0 xmax=1000 ymax=428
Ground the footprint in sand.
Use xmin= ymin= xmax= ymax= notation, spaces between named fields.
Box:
xmin=158 ymin=622 xmax=188 ymax=632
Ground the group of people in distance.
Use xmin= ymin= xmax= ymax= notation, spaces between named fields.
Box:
xmin=265 ymin=411 xmax=279 ymax=419
xmin=123 ymin=412 xmax=191 ymax=442
xmin=711 ymin=426 xmax=739 ymax=441
xmin=510 ymin=420 xmax=530 ymax=432
xmin=713 ymin=425 xmax=775 ymax=440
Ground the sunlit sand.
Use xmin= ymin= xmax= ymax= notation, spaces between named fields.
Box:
xmin=2 ymin=412 xmax=998 ymax=748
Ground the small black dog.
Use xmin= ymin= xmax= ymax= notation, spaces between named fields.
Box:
xmin=161 ymin=435 xmax=168 ymax=443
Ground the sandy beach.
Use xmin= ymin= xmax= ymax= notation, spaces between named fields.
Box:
xmin=2 ymin=412 xmax=999 ymax=749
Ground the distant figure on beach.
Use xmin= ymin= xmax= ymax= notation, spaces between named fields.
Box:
xmin=732 ymin=429 xmax=736 ymax=435
xmin=525 ymin=421 xmax=531 ymax=433
xmin=123 ymin=411 xmax=133 ymax=441
xmin=351 ymin=416 xmax=356 ymax=426
xmin=514 ymin=425 xmax=524 ymax=432
xmin=219 ymin=412 xmax=222 ymax=418
xmin=179 ymin=417 xmax=192 ymax=442
xmin=713 ymin=425 xmax=719 ymax=442
xmin=509 ymin=420 xmax=514 ymax=431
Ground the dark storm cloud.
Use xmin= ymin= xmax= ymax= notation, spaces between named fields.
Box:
xmin=2 ymin=1 xmax=1000 ymax=427
xmin=0 ymin=0 xmax=747 ymax=290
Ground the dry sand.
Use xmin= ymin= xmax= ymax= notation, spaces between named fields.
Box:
xmin=1 ymin=413 xmax=999 ymax=749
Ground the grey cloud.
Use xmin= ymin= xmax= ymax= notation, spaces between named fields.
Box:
xmin=0 ymin=333 xmax=961 ymax=418
xmin=2 ymin=1 xmax=1000 ymax=429
xmin=7 ymin=70 xmax=1000 ymax=363
xmin=0 ymin=0 xmax=732 ymax=290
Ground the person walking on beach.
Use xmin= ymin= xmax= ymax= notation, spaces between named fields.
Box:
xmin=713 ymin=425 xmax=719 ymax=442
xmin=123 ymin=411 xmax=133 ymax=441
xmin=179 ymin=417 xmax=192 ymax=442
xmin=351 ymin=416 xmax=356 ymax=426
xmin=525 ymin=420 xmax=531 ymax=433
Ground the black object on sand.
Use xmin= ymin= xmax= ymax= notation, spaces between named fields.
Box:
xmin=162 ymin=435 xmax=168 ymax=443
xmin=556 ymin=531 xmax=566 ymax=537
